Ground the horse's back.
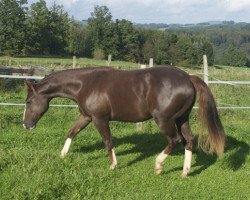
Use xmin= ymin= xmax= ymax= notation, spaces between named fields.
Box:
xmin=72 ymin=66 xmax=195 ymax=122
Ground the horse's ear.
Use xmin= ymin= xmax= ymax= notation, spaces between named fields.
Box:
xmin=25 ymin=80 xmax=36 ymax=93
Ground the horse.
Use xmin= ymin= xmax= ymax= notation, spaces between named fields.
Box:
xmin=23 ymin=66 xmax=225 ymax=177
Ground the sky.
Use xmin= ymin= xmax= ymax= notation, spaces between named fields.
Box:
xmin=28 ymin=0 xmax=250 ymax=24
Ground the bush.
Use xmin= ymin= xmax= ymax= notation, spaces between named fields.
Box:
xmin=222 ymin=47 xmax=248 ymax=67
xmin=93 ymin=48 xmax=105 ymax=60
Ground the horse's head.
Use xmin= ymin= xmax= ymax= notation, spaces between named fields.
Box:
xmin=23 ymin=80 xmax=49 ymax=130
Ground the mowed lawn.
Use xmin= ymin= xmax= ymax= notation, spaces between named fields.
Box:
xmin=0 ymin=107 xmax=249 ymax=199
xmin=0 ymin=61 xmax=249 ymax=199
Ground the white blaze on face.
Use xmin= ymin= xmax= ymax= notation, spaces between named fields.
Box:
xmin=60 ymin=138 xmax=72 ymax=158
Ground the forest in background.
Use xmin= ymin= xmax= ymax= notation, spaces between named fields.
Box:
xmin=166 ymin=23 xmax=250 ymax=67
xmin=0 ymin=0 xmax=249 ymax=67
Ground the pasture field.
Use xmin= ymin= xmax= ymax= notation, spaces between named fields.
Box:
xmin=0 ymin=107 xmax=249 ymax=199
xmin=1 ymin=56 xmax=249 ymax=80
xmin=0 ymin=60 xmax=249 ymax=199
xmin=0 ymin=56 xmax=138 ymax=70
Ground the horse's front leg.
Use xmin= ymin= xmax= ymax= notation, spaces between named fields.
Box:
xmin=93 ymin=117 xmax=117 ymax=170
xmin=60 ymin=115 xmax=91 ymax=158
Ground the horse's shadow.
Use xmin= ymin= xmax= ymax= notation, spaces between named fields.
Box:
xmin=75 ymin=132 xmax=249 ymax=176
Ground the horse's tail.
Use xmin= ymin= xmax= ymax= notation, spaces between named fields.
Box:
xmin=190 ymin=75 xmax=225 ymax=156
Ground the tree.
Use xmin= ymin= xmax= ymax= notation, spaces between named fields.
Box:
xmin=102 ymin=20 xmax=119 ymax=58
xmin=115 ymin=19 xmax=142 ymax=61
xmin=25 ymin=0 xmax=50 ymax=54
xmin=154 ymin=31 xmax=176 ymax=64
xmin=48 ymin=3 xmax=70 ymax=54
xmin=87 ymin=5 xmax=113 ymax=54
xmin=141 ymin=30 xmax=179 ymax=65
xmin=87 ymin=6 xmax=142 ymax=61
xmin=176 ymin=35 xmax=199 ymax=66
xmin=199 ymin=40 xmax=214 ymax=66
xmin=222 ymin=46 xmax=248 ymax=67
xmin=25 ymin=0 xmax=70 ymax=55
xmin=0 ymin=0 xmax=27 ymax=55
xmin=66 ymin=20 xmax=93 ymax=57
xmin=142 ymin=38 xmax=155 ymax=63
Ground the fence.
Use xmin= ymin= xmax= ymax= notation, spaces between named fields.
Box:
xmin=202 ymin=55 xmax=250 ymax=85
xmin=0 ymin=55 xmax=249 ymax=110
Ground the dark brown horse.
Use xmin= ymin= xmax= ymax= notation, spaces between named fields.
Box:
xmin=23 ymin=66 xmax=225 ymax=176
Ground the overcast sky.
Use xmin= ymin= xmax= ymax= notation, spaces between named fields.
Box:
xmin=29 ymin=0 xmax=250 ymax=24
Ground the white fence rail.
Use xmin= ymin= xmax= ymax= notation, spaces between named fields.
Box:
xmin=0 ymin=74 xmax=44 ymax=79
xmin=208 ymin=80 xmax=250 ymax=85
xmin=0 ymin=103 xmax=77 ymax=107
xmin=1 ymin=103 xmax=249 ymax=110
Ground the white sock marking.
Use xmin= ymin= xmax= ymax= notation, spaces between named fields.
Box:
xmin=110 ymin=148 xmax=118 ymax=170
xmin=182 ymin=149 xmax=192 ymax=177
xmin=60 ymin=138 xmax=72 ymax=158
xmin=155 ymin=151 xmax=168 ymax=174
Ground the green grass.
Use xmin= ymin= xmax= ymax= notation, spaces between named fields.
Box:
xmin=0 ymin=106 xmax=249 ymax=199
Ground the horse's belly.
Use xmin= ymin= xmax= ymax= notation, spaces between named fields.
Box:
xmin=110 ymin=106 xmax=151 ymax=122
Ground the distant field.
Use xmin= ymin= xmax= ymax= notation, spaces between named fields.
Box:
xmin=0 ymin=57 xmax=249 ymax=199
xmin=0 ymin=56 xmax=138 ymax=70
xmin=1 ymin=56 xmax=249 ymax=78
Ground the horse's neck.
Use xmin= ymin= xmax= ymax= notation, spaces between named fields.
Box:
xmin=38 ymin=77 xmax=79 ymax=101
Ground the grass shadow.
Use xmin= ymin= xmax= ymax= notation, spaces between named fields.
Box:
xmin=221 ymin=136 xmax=249 ymax=171
xmin=75 ymin=132 xmax=249 ymax=175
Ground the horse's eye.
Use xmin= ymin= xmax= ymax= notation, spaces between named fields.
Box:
xmin=26 ymin=101 xmax=31 ymax=105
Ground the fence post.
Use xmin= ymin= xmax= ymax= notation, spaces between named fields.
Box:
xmin=107 ymin=54 xmax=112 ymax=66
xmin=73 ymin=56 xmax=76 ymax=69
xmin=149 ymin=58 xmax=153 ymax=67
xmin=136 ymin=64 xmax=147 ymax=131
xmin=203 ymin=55 xmax=208 ymax=85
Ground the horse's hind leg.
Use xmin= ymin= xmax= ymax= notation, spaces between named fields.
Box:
xmin=61 ymin=115 xmax=91 ymax=158
xmin=176 ymin=118 xmax=193 ymax=177
xmin=155 ymin=120 xmax=179 ymax=175
xmin=92 ymin=117 xmax=117 ymax=170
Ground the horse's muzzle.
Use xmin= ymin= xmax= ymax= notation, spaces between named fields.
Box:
xmin=23 ymin=123 xmax=35 ymax=130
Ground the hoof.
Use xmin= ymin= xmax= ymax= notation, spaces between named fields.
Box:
xmin=60 ymin=152 xmax=66 ymax=159
xmin=181 ymin=171 xmax=189 ymax=177
xmin=110 ymin=164 xmax=117 ymax=170
xmin=155 ymin=167 xmax=162 ymax=175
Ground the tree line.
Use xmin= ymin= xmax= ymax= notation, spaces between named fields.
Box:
xmin=169 ymin=23 xmax=250 ymax=67
xmin=1 ymin=0 xmax=248 ymax=67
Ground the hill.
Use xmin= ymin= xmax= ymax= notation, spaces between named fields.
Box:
xmin=135 ymin=21 xmax=250 ymax=65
